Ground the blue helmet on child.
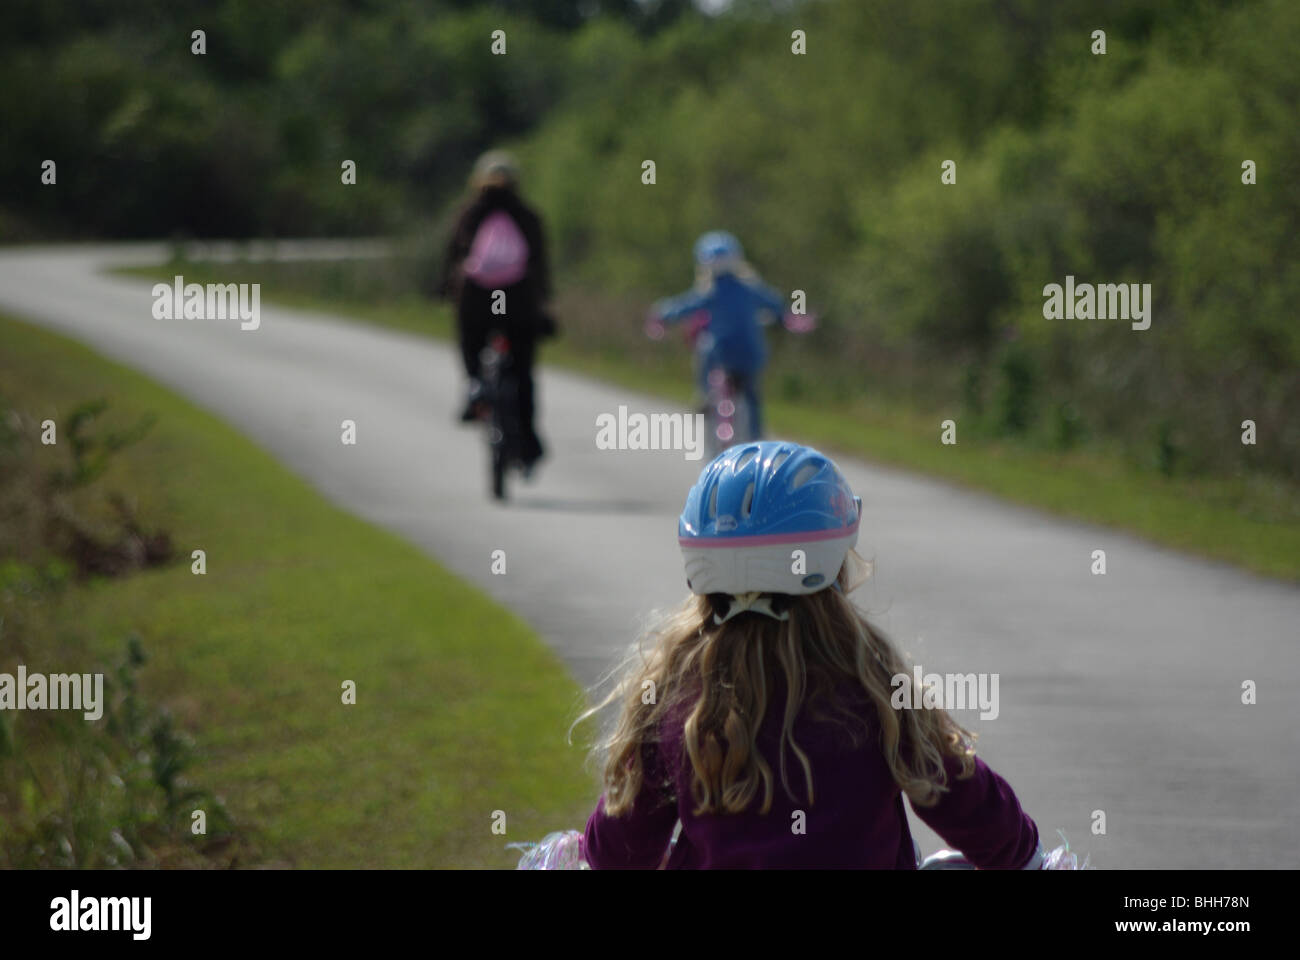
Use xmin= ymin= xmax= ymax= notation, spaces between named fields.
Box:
xmin=679 ymin=441 xmax=867 ymax=596
xmin=694 ymin=231 xmax=744 ymax=268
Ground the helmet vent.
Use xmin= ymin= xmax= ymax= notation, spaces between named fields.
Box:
xmin=771 ymin=451 xmax=790 ymax=473
xmin=708 ymin=484 xmax=719 ymax=519
xmin=736 ymin=448 xmax=758 ymax=470
xmin=790 ymin=462 xmax=821 ymax=490
xmin=740 ymin=482 xmax=755 ymax=519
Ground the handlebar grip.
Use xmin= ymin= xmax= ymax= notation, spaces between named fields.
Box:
xmin=782 ymin=311 xmax=817 ymax=333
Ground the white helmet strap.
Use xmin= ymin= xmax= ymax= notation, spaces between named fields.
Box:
xmin=713 ymin=591 xmax=791 ymax=625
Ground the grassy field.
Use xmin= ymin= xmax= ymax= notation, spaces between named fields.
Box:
xmin=116 ymin=259 xmax=1300 ymax=582
xmin=0 ymin=312 xmax=597 ymax=868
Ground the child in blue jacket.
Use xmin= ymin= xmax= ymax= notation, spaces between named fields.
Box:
xmin=649 ymin=232 xmax=786 ymax=439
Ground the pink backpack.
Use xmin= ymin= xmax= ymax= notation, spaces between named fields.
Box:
xmin=462 ymin=210 xmax=530 ymax=288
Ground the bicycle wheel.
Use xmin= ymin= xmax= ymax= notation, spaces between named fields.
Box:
xmin=496 ymin=368 xmax=523 ymax=463
xmin=488 ymin=361 xmax=524 ymax=501
xmin=729 ymin=377 xmax=753 ymax=443
xmin=701 ymin=367 xmax=730 ymax=457
xmin=481 ymin=354 xmax=510 ymax=502
xmin=491 ymin=444 xmax=507 ymax=500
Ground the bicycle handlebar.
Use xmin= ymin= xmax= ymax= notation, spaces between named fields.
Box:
xmin=644 ymin=308 xmax=817 ymax=344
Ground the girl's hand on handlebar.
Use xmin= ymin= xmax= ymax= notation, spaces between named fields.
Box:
xmin=782 ymin=311 xmax=817 ymax=334
xmin=645 ymin=309 xmax=667 ymax=341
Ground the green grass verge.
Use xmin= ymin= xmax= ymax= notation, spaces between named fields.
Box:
xmin=114 ymin=260 xmax=1300 ymax=581
xmin=0 ymin=312 xmax=597 ymax=868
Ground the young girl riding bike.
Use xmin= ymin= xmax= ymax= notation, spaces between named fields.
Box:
xmin=519 ymin=442 xmax=1075 ymax=869
xmin=647 ymin=232 xmax=787 ymax=441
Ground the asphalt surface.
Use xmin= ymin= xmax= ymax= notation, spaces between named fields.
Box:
xmin=1 ymin=241 xmax=1296 ymax=868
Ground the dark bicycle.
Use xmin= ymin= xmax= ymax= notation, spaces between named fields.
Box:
xmin=475 ymin=333 xmax=527 ymax=501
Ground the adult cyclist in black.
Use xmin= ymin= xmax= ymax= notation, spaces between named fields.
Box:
xmin=439 ymin=151 xmax=552 ymax=473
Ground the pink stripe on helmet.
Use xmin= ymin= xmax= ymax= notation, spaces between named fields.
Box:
xmin=679 ymin=518 xmax=859 ymax=549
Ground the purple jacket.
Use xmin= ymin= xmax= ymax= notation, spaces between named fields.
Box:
xmin=584 ymin=678 xmax=1039 ymax=869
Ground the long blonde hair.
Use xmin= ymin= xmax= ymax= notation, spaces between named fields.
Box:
xmin=694 ymin=257 xmax=760 ymax=295
xmin=575 ymin=569 xmax=976 ymax=818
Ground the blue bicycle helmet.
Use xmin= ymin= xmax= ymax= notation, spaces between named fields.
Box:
xmin=694 ymin=231 xmax=744 ymax=267
xmin=679 ymin=441 xmax=864 ymax=596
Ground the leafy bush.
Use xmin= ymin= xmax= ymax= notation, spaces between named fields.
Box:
xmin=0 ymin=393 xmax=249 ymax=867
xmin=0 ymin=634 xmax=243 ymax=868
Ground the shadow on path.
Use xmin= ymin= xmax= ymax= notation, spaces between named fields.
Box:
xmin=508 ymin=496 xmax=666 ymax=515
